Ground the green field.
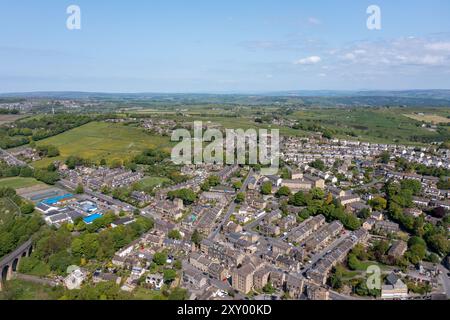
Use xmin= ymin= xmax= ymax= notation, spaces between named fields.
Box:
xmin=133 ymin=176 xmax=171 ymax=191
xmin=168 ymin=114 xmax=307 ymax=137
xmin=0 ymin=177 xmax=45 ymax=189
xmin=33 ymin=122 xmax=172 ymax=168
xmin=166 ymin=106 xmax=449 ymax=144
xmin=133 ymin=287 xmax=168 ymax=300
xmin=289 ymin=107 xmax=450 ymax=144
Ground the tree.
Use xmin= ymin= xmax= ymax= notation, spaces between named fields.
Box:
xmin=34 ymin=169 xmax=59 ymax=185
xmin=19 ymin=166 xmax=34 ymax=177
xmin=358 ymin=208 xmax=371 ymax=220
xmin=65 ymin=156 xmax=85 ymax=169
xmin=431 ymin=207 xmax=446 ymax=219
xmin=261 ymin=181 xmax=272 ymax=195
xmin=372 ymin=240 xmax=390 ymax=261
xmin=406 ymin=244 xmax=426 ymax=264
xmin=173 ymin=260 xmax=182 ymax=270
xmin=325 ymin=193 xmax=333 ymax=205
xmin=232 ymin=181 xmax=243 ymax=191
xmin=46 ymin=145 xmax=60 ymax=157
xmin=168 ymin=229 xmax=182 ymax=240
xmin=167 ymin=188 xmax=197 ymax=205
xmin=309 ymin=159 xmax=326 ymax=171
xmin=262 ymin=282 xmax=276 ymax=294
xmin=275 ymin=186 xmax=291 ymax=198
xmin=298 ymin=209 xmax=310 ymax=221
xmin=48 ymin=251 xmax=74 ymax=274
xmin=207 ymin=175 xmax=220 ymax=186
xmin=82 ymin=234 xmax=99 ymax=259
xmin=200 ymin=181 xmax=210 ymax=192
xmin=20 ymin=202 xmax=35 ymax=214
xmin=75 ymin=183 xmax=84 ymax=194
xmin=71 ymin=238 xmax=84 ymax=256
xmin=426 ymin=233 xmax=449 ymax=256
xmin=369 ymin=197 xmax=387 ymax=211
xmin=352 ymin=244 xmax=368 ymax=261
xmin=235 ymin=192 xmax=245 ymax=204
xmin=330 ymin=267 xmax=343 ymax=289
xmin=380 ymin=151 xmax=391 ymax=164
xmin=291 ymin=191 xmax=307 ymax=207
xmin=191 ymin=229 xmax=202 ymax=246
xmin=400 ymin=179 xmax=422 ymax=195
xmin=163 ymin=269 xmax=177 ymax=283
xmin=310 ymin=187 xmax=324 ymax=200
xmin=437 ymin=177 xmax=450 ymax=190
xmin=153 ymin=252 xmax=167 ymax=266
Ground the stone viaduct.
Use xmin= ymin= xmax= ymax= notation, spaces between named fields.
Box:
xmin=0 ymin=239 xmax=33 ymax=291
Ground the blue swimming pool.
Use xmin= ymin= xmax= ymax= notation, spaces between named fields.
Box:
xmin=83 ymin=213 xmax=102 ymax=224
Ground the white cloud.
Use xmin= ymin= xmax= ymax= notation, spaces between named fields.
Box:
xmin=294 ymin=56 xmax=321 ymax=65
xmin=425 ymin=42 xmax=450 ymax=52
xmin=307 ymin=17 xmax=321 ymax=25
xmin=336 ymin=37 xmax=450 ymax=67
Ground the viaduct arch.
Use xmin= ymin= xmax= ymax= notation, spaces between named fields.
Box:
xmin=0 ymin=239 xmax=32 ymax=291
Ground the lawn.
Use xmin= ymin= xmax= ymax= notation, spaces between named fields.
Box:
xmin=33 ymin=122 xmax=172 ymax=168
xmin=133 ymin=287 xmax=168 ymax=300
xmin=133 ymin=176 xmax=171 ymax=191
xmin=0 ymin=177 xmax=45 ymax=190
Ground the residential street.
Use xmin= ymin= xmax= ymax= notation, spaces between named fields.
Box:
xmin=208 ymin=169 xmax=253 ymax=240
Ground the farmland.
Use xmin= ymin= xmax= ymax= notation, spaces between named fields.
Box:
xmin=33 ymin=122 xmax=172 ymax=168
xmin=289 ymin=107 xmax=450 ymax=144
xmin=149 ymin=105 xmax=449 ymax=144
xmin=0 ymin=114 xmax=26 ymax=125
xmin=403 ymin=113 xmax=450 ymax=124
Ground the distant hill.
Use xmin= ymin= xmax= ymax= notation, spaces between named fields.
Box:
xmin=1 ymin=90 xmax=450 ymax=107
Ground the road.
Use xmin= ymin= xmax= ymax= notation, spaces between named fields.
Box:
xmin=303 ymin=232 xmax=350 ymax=272
xmin=355 ymin=178 xmax=383 ymax=190
xmin=242 ymin=211 xmax=269 ymax=231
xmin=208 ymin=169 xmax=253 ymax=240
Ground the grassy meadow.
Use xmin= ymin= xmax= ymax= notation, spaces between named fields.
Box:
xmin=289 ymin=107 xmax=449 ymax=144
xmin=33 ymin=122 xmax=172 ymax=168
xmin=0 ymin=177 xmax=45 ymax=189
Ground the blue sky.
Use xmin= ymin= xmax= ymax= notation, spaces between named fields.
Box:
xmin=0 ymin=0 xmax=450 ymax=92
